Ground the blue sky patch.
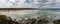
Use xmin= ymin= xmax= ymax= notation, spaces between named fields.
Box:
xmin=25 ymin=0 xmax=34 ymax=4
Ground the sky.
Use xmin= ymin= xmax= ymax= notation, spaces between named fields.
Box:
xmin=0 ymin=0 xmax=60 ymax=8
xmin=0 ymin=0 xmax=38 ymax=8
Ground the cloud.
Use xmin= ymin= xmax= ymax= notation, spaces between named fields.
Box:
xmin=0 ymin=0 xmax=60 ymax=8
